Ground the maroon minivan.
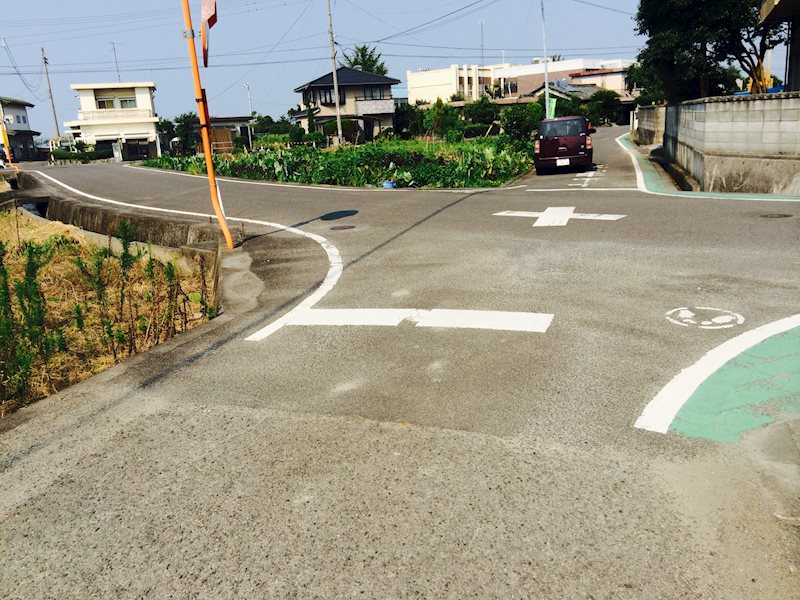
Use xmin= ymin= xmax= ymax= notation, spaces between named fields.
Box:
xmin=533 ymin=116 xmax=595 ymax=174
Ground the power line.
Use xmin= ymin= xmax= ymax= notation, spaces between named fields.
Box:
xmin=564 ymin=0 xmax=634 ymax=16
xmin=370 ymin=0 xmax=502 ymax=43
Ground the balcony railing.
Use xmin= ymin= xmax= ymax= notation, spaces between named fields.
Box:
xmin=354 ymin=98 xmax=395 ymax=116
xmin=78 ymin=108 xmax=154 ymax=121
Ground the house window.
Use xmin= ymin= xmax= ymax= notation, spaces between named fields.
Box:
xmin=120 ymin=98 xmax=137 ymax=109
xmin=97 ymin=98 xmax=114 ymax=109
xmin=304 ymin=90 xmax=314 ymax=106
xmin=21 ymin=116 xmax=26 ymax=123
xmin=318 ymin=88 xmax=346 ymax=105
xmin=364 ymin=86 xmax=384 ymax=100
xmin=15 ymin=116 xmax=21 ymax=123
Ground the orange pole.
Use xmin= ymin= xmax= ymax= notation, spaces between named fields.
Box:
xmin=0 ymin=105 xmax=18 ymax=173
xmin=180 ymin=0 xmax=235 ymax=250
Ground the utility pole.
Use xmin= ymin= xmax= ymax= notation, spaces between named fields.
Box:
xmin=540 ymin=0 xmax=550 ymax=117
xmin=325 ymin=0 xmax=343 ymax=144
xmin=243 ymin=83 xmax=253 ymax=148
xmin=480 ymin=19 xmax=485 ymax=67
xmin=41 ymin=48 xmax=60 ymax=138
xmin=110 ymin=42 xmax=121 ymax=82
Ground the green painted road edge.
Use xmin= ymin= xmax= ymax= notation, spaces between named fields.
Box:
xmin=671 ymin=326 xmax=800 ymax=443
xmin=616 ymin=133 xmax=800 ymax=203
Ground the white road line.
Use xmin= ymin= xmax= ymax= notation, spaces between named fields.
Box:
xmin=634 ymin=313 xmax=800 ymax=434
xmin=526 ymin=188 xmax=639 ymax=192
xmin=31 ymin=171 xmax=343 ymax=343
xmin=287 ymin=308 xmax=554 ymax=333
xmin=495 ymin=208 xmax=626 ymax=227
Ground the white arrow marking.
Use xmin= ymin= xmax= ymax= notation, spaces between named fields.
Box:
xmin=288 ymin=308 xmax=554 ymax=333
xmin=495 ymin=207 xmax=627 ymax=227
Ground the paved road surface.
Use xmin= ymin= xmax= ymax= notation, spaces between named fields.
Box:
xmin=1 ymin=128 xmax=798 ymax=598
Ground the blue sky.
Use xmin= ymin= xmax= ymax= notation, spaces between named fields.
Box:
xmin=0 ymin=0 xmax=788 ymax=138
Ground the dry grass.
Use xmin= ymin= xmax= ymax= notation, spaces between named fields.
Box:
xmin=0 ymin=211 xmax=214 ymax=417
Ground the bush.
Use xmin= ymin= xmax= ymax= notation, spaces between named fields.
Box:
xmin=52 ymin=149 xmax=113 ymax=161
xmin=323 ymin=119 xmax=361 ymax=143
xmin=254 ymin=133 xmax=290 ymax=145
xmin=289 ymin=125 xmax=305 ymax=143
xmin=463 ymin=123 xmax=500 ymax=138
xmin=304 ymin=131 xmax=326 ymax=144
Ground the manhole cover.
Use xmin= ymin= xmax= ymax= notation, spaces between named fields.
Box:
xmin=760 ymin=213 xmax=793 ymax=218
xmin=330 ymin=225 xmax=355 ymax=231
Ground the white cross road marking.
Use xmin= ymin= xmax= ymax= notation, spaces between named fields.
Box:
xmin=495 ymin=207 xmax=627 ymax=227
xmin=287 ymin=308 xmax=554 ymax=333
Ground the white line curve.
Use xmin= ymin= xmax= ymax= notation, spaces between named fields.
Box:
xmin=32 ymin=170 xmax=342 ymax=343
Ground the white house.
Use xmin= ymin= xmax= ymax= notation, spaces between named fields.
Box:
xmin=0 ymin=96 xmax=39 ymax=160
xmin=64 ymin=82 xmax=161 ymax=160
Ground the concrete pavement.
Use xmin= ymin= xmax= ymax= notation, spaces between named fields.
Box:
xmin=1 ymin=127 xmax=798 ymax=598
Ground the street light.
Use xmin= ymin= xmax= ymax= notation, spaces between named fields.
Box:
xmin=243 ymin=83 xmax=253 ymax=149
xmin=540 ymin=0 xmax=551 ymax=117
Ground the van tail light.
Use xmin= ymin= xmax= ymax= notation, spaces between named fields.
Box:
xmin=534 ymin=140 xmax=540 ymax=154
xmin=586 ymin=136 xmax=593 ymax=149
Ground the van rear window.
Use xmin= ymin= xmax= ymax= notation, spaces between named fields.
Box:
xmin=540 ymin=119 xmax=585 ymax=137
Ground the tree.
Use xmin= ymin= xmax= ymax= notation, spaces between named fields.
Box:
xmin=500 ymin=103 xmax=544 ymax=142
xmin=251 ymin=113 xmax=274 ymax=135
xmin=423 ymin=99 xmax=460 ymax=137
xmin=341 ymin=45 xmax=388 ymax=75
xmin=636 ymin=0 xmax=788 ymax=101
xmin=173 ymin=113 xmax=197 ymax=155
xmin=394 ymin=103 xmax=424 ymax=139
xmin=463 ymin=97 xmax=500 ymax=126
xmin=157 ymin=118 xmax=175 ymax=141
xmin=306 ymin=107 xmax=317 ymax=134
xmin=585 ymin=90 xmax=622 ymax=125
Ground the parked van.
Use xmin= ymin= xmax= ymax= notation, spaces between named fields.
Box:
xmin=533 ymin=116 xmax=595 ymax=174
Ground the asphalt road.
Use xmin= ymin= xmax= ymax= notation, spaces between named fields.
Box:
xmin=1 ymin=127 xmax=799 ymax=598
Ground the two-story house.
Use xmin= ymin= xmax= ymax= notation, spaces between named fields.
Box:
xmin=294 ymin=67 xmax=400 ymax=141
xmin=64 ymin=82 xmax=161 ymax=160
xmin=0 ymin=96 xmax=40 ymax=160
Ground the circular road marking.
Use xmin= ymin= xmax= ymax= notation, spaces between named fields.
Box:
xmin=666 ymin=307 xmax=745 ymax=330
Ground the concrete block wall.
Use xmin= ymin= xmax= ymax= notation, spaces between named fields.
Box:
xmin=663 ymin=92 xmax=800 ymax=194
xmin=633 ymin=106 xmax=666 ymax=145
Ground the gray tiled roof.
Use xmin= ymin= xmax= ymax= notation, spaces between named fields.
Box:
xmin=294 ymin=67 xmax=400 ymax=92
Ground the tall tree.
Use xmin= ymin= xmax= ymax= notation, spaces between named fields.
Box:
xmin=636 ymin=0 xmax=787 ymax=101
xmin=173 ymin=113 xmax=197 ymax=156
xmin=341 ymin=45 xmax=388 ymax=75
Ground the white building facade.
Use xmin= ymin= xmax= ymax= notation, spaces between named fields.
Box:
xmin=407 ymin=59 xmax=634 ymax=105
xmin=64 ymin=82 xmax=161 ymax=160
